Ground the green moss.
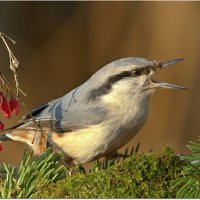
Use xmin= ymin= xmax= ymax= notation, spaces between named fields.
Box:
xmin=34 ymin=146 xmax=184 ymax=198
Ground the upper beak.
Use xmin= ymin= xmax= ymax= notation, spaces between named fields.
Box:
xmin=160 ymin=58 xmax=185 ymax=69
xmin=152 ymin=58 xmax=187 ymax=90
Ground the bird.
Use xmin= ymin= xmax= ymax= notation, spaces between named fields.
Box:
xmin=0 ymin=57 xmax=186 ymax=165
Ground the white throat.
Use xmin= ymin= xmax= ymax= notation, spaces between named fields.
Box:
xmin=102 ymin=80 xmax=150 ymax=132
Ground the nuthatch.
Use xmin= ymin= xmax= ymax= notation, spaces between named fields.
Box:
xmin=0 ymin=57 xmax=186 ymax=164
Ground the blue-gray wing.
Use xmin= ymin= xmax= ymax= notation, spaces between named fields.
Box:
xmin=20 ymin=87 xmax=107 ymax=132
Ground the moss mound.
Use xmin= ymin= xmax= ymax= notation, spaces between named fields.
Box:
xmin=34 ymin=147 xmax=184 ymax=198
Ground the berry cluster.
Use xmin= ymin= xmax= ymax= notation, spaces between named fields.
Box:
xmin=0 ymin=32 xmax=25 ymax=152
xmin=0 ymin=92 xmax=19 ymax=151
xmin=0 ymin=92 xmax=19 ymax=130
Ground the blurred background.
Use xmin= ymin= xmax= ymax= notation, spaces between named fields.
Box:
xmin=0 ymin=1 xmax=199 ymax=165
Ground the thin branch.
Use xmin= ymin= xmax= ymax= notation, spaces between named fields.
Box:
xmin=0 ymin=32 xmax=25 ymax=98
xmin=0 ymin=31 xmax=47 ymax=150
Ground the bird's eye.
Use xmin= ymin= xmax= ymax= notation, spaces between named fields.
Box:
xmin=132 ymin=68 xmax=142 ymax=76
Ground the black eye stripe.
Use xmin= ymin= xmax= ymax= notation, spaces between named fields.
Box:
xmin=87 ymin=65 xmax=152 ymax=102
xmin=87 ymin=71 xmax=133 ymax=102
xmin=132 ymin=66 xmax=151 ymax=76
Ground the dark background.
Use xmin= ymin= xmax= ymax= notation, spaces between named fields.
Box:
xmin=0 ymin=2 xmax=199 ymax=165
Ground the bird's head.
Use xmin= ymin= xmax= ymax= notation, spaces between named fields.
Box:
xmin=87 ymin=57 xmax=186 ymax=102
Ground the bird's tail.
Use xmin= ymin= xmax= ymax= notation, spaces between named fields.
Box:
xmin=0 ymin=128 xmax=48 ymax=156
xmin=0 ymin=133 xmax=11 ymax=141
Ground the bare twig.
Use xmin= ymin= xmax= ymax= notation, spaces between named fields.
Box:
xmin=0 ymin=32 xmax=25 ymax=98
xmin=0 ymin=31 xmax=47 ymax=152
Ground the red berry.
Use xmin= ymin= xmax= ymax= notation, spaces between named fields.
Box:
xmin=9 ymin=97 xmax=14 ymax=112
xmin=12 ymin=98 xmax=19 ymax=115
xmin=4 ymin=111 xmax=10 ymax=118
xmin=9 ymin=97 xmax=19 ymax=115
xmin=0 ymin=92 xmax=11 ymax=118
xmin=0 ymin=121 xmax=4 ymax=130
xmin=0 ymin=143 xmax=3 ymax=151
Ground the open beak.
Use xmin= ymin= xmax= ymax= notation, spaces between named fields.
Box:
xmin=152 ymin=58 xmax=187 ymax=90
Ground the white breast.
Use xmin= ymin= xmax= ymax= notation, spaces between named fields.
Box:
xmin=100 ymin=83 xmax=149 ymax=154
xmin=51 ymin=80 xmax=150 ymax=164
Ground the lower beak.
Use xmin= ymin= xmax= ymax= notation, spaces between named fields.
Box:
xmin=152 ymin=58 xmax=187 ymax=90
xmin=152 ymin=80 xmax=187 ymax=90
